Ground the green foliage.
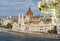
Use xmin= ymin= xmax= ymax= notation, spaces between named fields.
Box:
xmin=41 ymin=3 xmax=49 ymax=10
xmin=48 ymin=30 xmax=57 ymax=34
xmin=7 ymin=23 xmax=12 ymax=29
xmin=52 ymin=2 xmax=58 ymax=7
xmin=0 ymin=23 xmax=2 ymax=27
xmin=7 ymin=23 xmax=12 ymax=27
xmin=2 ymin=23 xmax=12 ymax=29
xmin=58 ymin=15 xmax=60 ymax=18
xmin=2 ymin=25 xmax=9 ymax=29
xmin=48 ymin=26 xmax=57 ymax=34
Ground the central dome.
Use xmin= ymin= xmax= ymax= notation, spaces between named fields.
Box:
xmin=26 ymin=7 xmax=33 ymax=17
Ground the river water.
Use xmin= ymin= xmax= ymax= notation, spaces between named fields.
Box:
xmin=0 ymin=31 xmax=60 ymax=41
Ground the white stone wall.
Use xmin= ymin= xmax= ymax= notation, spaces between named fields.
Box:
xmin=28 ymin=25 xmax=45 ymax=32
xmin=12 ymin=23 xmax=20 ymax=31
xmin=57 ymin=23 xmax=60 ymax=34
xmin=20 ymin=25 xmax=26 ymax=32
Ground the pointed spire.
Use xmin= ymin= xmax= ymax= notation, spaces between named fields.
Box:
xmin=40 ymin=20 xmax=43 ymax=25
xmin=29 ymin=5 xmax=30 ymax=11
xmin=9 ymin=16 xmax=11 ymax=19
xmin=19 ymin=13 xmax=20 ymax=20
xmin=21 ymin=13 xmax=24 ymax=25
xmin=22 ymin=13 xmax=23 ymax=20
xmin=18 ymin=13 xmax=20 ymax=23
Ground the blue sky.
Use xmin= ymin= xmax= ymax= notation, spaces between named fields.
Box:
xmin=0 ymin=0 xmax=43 ymax=16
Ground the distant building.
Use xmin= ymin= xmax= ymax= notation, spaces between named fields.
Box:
xmin=2 ymin=19 xmax=12 ymax=25
xmin=2 ymin=16 xmax=14 ymax=26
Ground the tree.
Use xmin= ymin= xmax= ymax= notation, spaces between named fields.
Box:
xmin=48 ymin=26 xmax=57 ymax=34
xmin=0 ymin=23 xmax=1 ymax=27
xmin=7 ymin=23 xmax=12 ymax=29
xmin=54 ymin=26 xmax=57 ymax=34
xmin=56 ymin=0 xmax=60 ymax=21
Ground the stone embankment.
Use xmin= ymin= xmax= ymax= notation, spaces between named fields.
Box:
xmin=0 ymin=28 xmax=60 ymax=39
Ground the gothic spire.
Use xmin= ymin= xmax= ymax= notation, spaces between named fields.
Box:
xmin=29 ymin=5 xmax=30 ymax=11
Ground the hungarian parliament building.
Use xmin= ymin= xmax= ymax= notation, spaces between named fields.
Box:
xmin=0 ymin=0 xmax=60 ymax=34
xmin=11 ymin=7 xmax=55 ymax=33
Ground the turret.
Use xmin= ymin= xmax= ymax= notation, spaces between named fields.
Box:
xmin=18 ymin=13 xmax=21 ymax=23
xmin=21 ymin=13 xmax=24 ymax=25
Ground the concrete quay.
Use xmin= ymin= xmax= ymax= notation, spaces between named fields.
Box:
xmin=0 ymin=28 xmax=60 ymax=39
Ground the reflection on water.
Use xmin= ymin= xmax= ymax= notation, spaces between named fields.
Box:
xmin=0 ymin=31 xmax=60 ymax=41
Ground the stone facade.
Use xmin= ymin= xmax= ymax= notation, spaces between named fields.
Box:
xmin=12 ymin=7 xmax=54 ymax=33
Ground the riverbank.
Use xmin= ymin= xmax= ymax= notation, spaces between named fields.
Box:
xmin=0 ymin=28 xmax=60 ymax=39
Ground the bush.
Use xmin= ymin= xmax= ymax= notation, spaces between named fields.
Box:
xmin=2 ymin=25 xmax=9 ymax=29
xmin=48 ymin=30 xmax=57 ymax=34
xmin=7 ymin=23 xmax=12 ymax=29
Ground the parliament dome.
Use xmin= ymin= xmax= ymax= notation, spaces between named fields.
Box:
xmin=26 ymin=7 xmax=33 ymax=17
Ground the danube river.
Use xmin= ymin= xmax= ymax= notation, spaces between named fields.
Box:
xmin=0 ymin=31 xmax=60 ymax=41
